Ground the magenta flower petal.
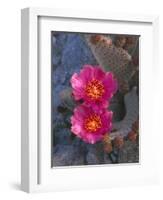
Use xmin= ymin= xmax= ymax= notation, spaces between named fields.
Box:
xmin=70 ymin=73 xmax=85 ymax=100
xmin=71 ymin=104 xmax=113 ymax=144
xmin=70 ymin=65 xmax=118 ymax=108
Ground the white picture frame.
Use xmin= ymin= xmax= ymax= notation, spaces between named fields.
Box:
xmin=21 ymin=7 xmax=159 ymax=193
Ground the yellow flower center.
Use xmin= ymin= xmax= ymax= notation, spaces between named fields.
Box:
xmin=84 ymin=114 xmax=102 ymax=132
xmin=85 ymin=79 xmax=104 ymax=100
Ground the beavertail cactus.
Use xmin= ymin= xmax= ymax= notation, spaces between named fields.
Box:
xmin=84 ymin=34 xmax=136 ymax=92
xmin=114 ymin=35 xmax=139 ymax=54
xmin=110 ymin=87 xmax=139 ymax=139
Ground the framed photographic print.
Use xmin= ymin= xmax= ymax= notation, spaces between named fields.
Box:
xmin=21 ymin=8 xmax=159 ymax=193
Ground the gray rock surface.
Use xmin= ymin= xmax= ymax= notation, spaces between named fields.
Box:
xmin=53 ymin=144 xmax=84 ymax=166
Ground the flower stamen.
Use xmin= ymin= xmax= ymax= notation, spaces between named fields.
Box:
xmin=85 ymin=79 xmax=104 ymax=100
xmin=84 ymin=114 xmax=102 ymax=132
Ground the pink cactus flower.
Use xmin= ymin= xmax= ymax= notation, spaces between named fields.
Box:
xmin=71 ymin=104 xmax=113 ymax=144
xmin=70 ymin=65 xmax=118 ymax=108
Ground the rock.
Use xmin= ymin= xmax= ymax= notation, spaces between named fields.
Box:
xmin=61 ymin=34 xmax=97 ymax=80
xmin=53 ymin=128 xmax=72 ymax=146
xmin=86 ymin=150 xmax=99 ymax=165
xmin=53 ymin=144 xmax=84 ymax=166
xmin=86 ymin=143 xmax=104 ymax=165
xmin=52 ymin=33 xmax=67 ymax=67
xmin=104 ymin=153 xmax=112 ymax=164
xmin=52 ymin=85 xmax=66 ymax=115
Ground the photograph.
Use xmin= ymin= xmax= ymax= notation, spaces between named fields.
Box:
xmin=51 ymin=32 xmax=139 ymax=167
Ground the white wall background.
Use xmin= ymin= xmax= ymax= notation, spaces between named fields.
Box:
xmin=0 ymin=0 xmax=162 ymax=199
